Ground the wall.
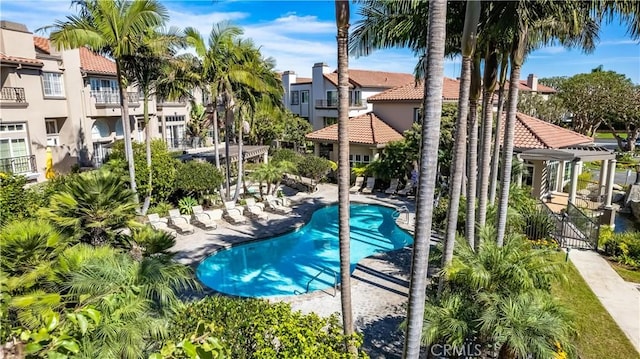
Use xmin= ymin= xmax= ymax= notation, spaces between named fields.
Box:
xmin=370 ymin=101 xmax=419 ymax=133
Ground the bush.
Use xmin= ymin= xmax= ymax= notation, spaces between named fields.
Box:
xmin=522 ymin=208 xmax=557 ymax=241
xmin=600 ymin=231 xmax=640 ymax=268
xmin=297 ymin=155 xmax=332 ymax=184
xmin=577 ymin=171 xmax=592 ymax=191
xmin=108 ymin=139 xmax=179 ymax=203
xmin=147 ymin=202 xmax=172 ymax=217
xmin=0 ymin=173 xmax=40 ymax=226
xmin=174 ymin=160 xmax=224 ymax=201
xmin=170 ymin=296 xmax=366 ymax=358
xmin=271 ymin=148 xmax=302 ymax=166
xmin=178 ymin=196 xmax=198 ymax=215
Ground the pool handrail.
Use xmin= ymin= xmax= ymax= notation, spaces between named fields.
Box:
xmin=295 ymin=266 xmax=338 ymax=297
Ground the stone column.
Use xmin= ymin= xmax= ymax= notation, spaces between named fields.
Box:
xmin=313 ymin=143 xmax=320 ymax=156
xmin=263 ymin=151 xmax=268 ymax=164
xmin=605 ymin=159 xmax=617 ymax=208
xmin=568 ymin=160 xmax=582 ymax=205
xmin=598 ymin=159 xmax=609 ymax=198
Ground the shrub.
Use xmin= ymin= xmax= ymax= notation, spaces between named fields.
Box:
xmin=297 ymin=155 xmax=332 ymax=184
xmin=0 ymin=173 xmax=38 ymax=226
xmin=170 ymin=296 xmax=366 ymax=358
xmin=601 ymin=231 xmax=640 ymax=268
xmin=577 ymin=171 xmax=592 ymax=191
xmin=147 ymin=202 xmax=172 ymax=217
xmin=522 ymin=208 xmax=557 ymax=241
xmin=271 ymin=148 xmax=302 ymax=166
xmin=174 ymin=160 xmax=224 ymax=201
xmin=178 ymin=196 xmax=198 ymax=215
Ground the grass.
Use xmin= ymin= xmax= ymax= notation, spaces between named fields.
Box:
xmin=551 ymin=253 xmax=638 ymax=359
xmin=607 ymin=259 xmax=640 ymax=283
xmin=595 ymin=132 xmax=627 ymax=140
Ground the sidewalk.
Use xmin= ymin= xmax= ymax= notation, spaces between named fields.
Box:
xmin=569 ymin=249 xmax=640 ymax=353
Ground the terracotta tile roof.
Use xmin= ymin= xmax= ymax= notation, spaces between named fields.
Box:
xmin=305 ymin=112 xmax=403 ymax=145
xmin=0 ymin=53 xmax=43 ymax=67
xmin=296 ymin=77 xmax=312 ymax=84
xmin=511 ymin=112 xmax=593 ymax=149
xmin=79 ymin=47 xmax=116 ymax=75
xmin=33 ymin=36 xmax=50 ymax=54
xmin=368 ymin=77 xmax=461 ymax=102
xmin=323 ymin=69 xmax=415 ymax=89
xmin=517 ymin=80 xmax=556 ymax=93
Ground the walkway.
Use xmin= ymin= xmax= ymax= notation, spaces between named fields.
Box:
xmin=569 ymin=249 xmax=640 ymax=353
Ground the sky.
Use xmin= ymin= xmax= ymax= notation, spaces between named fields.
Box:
xmin=2 ymin=0 xmax=639 ymax=84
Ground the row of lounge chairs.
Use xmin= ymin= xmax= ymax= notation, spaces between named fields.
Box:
xmin=350 ymin=176 xmax=416 ymax=196
xmin=147 ymin=195 xmax=293 ymax=235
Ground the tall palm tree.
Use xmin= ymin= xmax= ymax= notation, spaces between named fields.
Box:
xmin=488 ymin=51 xmax=510 ymax=205
xmin=46 ymin=0 xmax=170 ymax=208
xmin=465 ymin=55 xmax=481 ymax=248
xmin=440 ymin=0 xmax=480 ymax=291
xmin=335 ymin=0 xmax=356 ymax=354
xmin=403 ymin=1 xmax=448 ymax=358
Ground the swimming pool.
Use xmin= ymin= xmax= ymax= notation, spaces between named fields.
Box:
xmin=196 ymin=203 xmax=413 ymax=297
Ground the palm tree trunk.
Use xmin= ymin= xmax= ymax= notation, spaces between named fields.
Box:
xmin=439 ymin=0 xmax=479 ymax=292
xmin=141 ymin=91 xmax=152 ymax=215
xmin=497 ymin=27 xmax=527 ymax=246
xmin=489 ymin=53 xmax=509 ymax=206
xmin=224 ymin=107 xmax=233 ymax=200
xmin=403 ymin=1 xmax=447 ymax=357
xmin=232 ymin=115 xmax=244 ymax=202
xmin=335 ymin=1 xmax=356 ymax=354
xmin=476 ymin=48 xmax=498 ymax=233
xmin=465 ymin=56 xmax=481 ymax=248
xmin=116 ymin=61 xmax=139 ymax=208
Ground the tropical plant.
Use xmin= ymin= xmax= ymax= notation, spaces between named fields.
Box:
xmin=522 ymin=207 xmax=557 ymax=242
xmin=297 ymin=155 xmax=333 ymax=187
xmin=46 ymin=0 xmax=171 ymax=207
xmin=249 ymin=160 xmax=296 ymax=196
xmin=175 ymin=160 xmax=224 ymax=201
xmin=147 ymin=201 xmax=172 ymax=217
xmin=40 ymin=170 xmax=137 ymax=246
xmin=600 ymin=231 xmax=640 ymax=268
xmin=178 ymin=196 xmax=198 ymax=215
xmin=0 ymin=173 xmax=40 ymax=226
xmin=119 ymin=225 xmax=176 ymax=260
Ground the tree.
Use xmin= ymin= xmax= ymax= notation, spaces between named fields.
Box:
xmin=403 ymin=1 xmax=448 ymax=358
xmin=174 ymin=160 xmax=224 ymax=201
xmin=335 ymin=0 xmax=356 ymax=355
xmin=517 ymin=91 xmax=568 ymax=125
xmin=298 ymin=155 xmax=332 ymax=188
xmin=47 ymin=0 xmax=170 ymax=209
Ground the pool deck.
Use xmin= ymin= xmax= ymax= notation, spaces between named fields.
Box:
xmin=171 ymin=183 xmax=437 ymax=358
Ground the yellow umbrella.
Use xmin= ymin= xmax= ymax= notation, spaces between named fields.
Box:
xmin=45 ymin=147 xmax=55 ymax=179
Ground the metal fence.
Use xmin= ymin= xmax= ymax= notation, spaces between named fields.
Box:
xmin=0 ymin=155 xmax=36 ymax=174
xmin=1 ymin=87 xmax=26 ymax=102
xmin=535 ymin=201 xmax=600 ymax=250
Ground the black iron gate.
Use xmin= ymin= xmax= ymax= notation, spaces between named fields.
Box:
xmin=537 ymin=201 xmax=600 ymax=250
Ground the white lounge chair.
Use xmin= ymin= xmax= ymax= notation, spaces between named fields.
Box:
xmin=397 ymin=180 xmax=416 ymax=196
xmin=146 ymin=214 xmax=177 ymax=236
xmin=223 ymin=201 xmax=248 ymax=224
xmin=350 ymin=176 xmax=365 ymax=193
xmin=191 ymin=205 xmax=219 ymax=229
xmin=361 ymin=177 xmax=376 ymax=194
xmin=385 ymin=178 xmax=400 ymax=195
xmin=264 ymin=195 xmax=292 ymax=215
xmin=168 ymin=209 xmax=195 ymax=234
xmin=244 ymin=198 xmax=268 ymax=219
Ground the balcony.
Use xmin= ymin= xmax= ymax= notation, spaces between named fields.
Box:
xmin=1 ymin=87 xmax=28 ymax=107
xmin=0 ymin=155 xmax=37 ymax=176
xmin=91 ymin=91 xmax=140 ymax=107
xmin=315 ymin=99 xmax=365 ymax=109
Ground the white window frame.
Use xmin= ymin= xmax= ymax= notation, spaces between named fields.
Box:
xmin=0 ymin=124 xmax=25 ymax=132
xmin=42 ymin=72 xmax=65 ymax=97
xmin=45 ymin=119 xmax=60 ymax=146
xmin=413 ymin=107 xmax=422 ymax=123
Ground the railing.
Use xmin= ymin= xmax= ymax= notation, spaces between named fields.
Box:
xmin=315 ymin=99 xmax=364 ymax=108
xmin=1 ymin=87 xmax=26 ymax=103
xmin=392 ymin=205 xmax=411 ymax=224
xmin=564 ymin=202 xmax=600 ymax=250
xmin=294 ymin=266 xmax=338 ymax=297
xmin=127 ymin=92 xmax=140 ymax=104
xmin=0 ymin=155 xmax=36 ymax=174
xmin=91 ymin=91 xmax=140 ymax=105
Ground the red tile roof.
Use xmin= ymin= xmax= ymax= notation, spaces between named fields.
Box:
xmin=323 ymin=69 xmax=415 ymax=89
xmin=79 ymin=47 xmax=116 ymax=75
xmin=517 ymin=80 xmax=556 ymax=93
xmin=512 ymin=112 xmax=593 ymax=149
xmin=306 ymin=112 xmax=403 ymax=145
xmin=33 ymin=36 xmax=50 ymax=54
xmin=0 ymin=53 xmax=43 ymax=67
xmin=296 ymin=77 xmax=312 ymax=84
xmin=368 ymin=77 xmax=461 ymax=102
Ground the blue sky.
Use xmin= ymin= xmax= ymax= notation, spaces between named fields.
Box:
xmin=2 ymin=0 xmax=639 ymax=83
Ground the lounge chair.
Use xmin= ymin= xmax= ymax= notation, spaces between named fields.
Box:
xmin=350 ymin=176 xmax=365 ymax=193
xmin=361 ymin=177 xmax=376 ymax=194
xmin=167 ymin=209 xmax=195 ymax=234
xmin=146 ymin=213 xmax=177 ymax=236
xmin=244 ymin=198 xmax=268 ymax=219
xmin=223 ymin=201 xmax=248 ymax=224
xmin=397 ymin=180 xmax=416 ymax=196
xmin=385 ymin=178 xmax=400 ymax=195
xmin=264 ymin=195 xmax=292 ymax=215
xmin=191 ymin=205 xmax=219 ymax=229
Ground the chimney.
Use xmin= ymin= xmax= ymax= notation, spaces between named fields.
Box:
xmin=527 ymin=74 xmax=538 ymax=91
xmin=281 ymin=71 xmax=296 ymax=106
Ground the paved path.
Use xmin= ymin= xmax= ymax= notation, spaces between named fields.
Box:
xmin=569 ymin=249 xmax=640 ymax=353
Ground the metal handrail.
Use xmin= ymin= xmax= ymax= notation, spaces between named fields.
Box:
xmin=295 ymin=266 xmax=338 ymax=297
xmin=392 ymin=206 xmax=410 ymax=224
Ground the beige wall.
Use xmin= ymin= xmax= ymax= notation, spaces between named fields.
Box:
xmin=371 ymin=101 xmax=419 ymax=133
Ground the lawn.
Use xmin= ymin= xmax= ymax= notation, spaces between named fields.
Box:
xmin=552 ymin=254 xmax=638 ymax=359
xmin=607 ymin=259 xmax=640 ymax=283
xmin=595 ymin=132 xmax=627 ymax=140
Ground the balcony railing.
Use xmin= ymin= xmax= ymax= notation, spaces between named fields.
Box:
xmin=1 ymin=87 xmax=26 ymax=103
xmin=91 ymin=91 xmax=140 ymax=105
xmin=0 ymin=155 xmax=37 ymax=175
xmin=315 ymin=99 xmax=364 ymax=109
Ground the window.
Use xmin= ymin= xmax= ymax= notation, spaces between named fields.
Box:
xmin=0 ymin=138 xmax=30 ymax=173
xmin=350 ymin=90 xmax=362 ymax=106
xmin=301 ymin=91 xmax=309 ymax=104
xmin=355 ymin=154 xmax=361 ymax=162
xmin=0 ymin=124 xmax=25 ymax=132
xmin=166 ymin=115 xmax=185 ymax=122
xmin=323 ymin=117 xmax=337 ymax=127
xmin=291 ymin=91 xmax=299 ymax=105
xmin=45 ymin=119 xmax=59 ymax=146
xmin=90 ymin=78 xmax=118 ymax=92
xmin=326 ymin=90 xmax=337 ymax=106
xmin=42 ymin=72 xmax=64 ymax=97
xmin=413 ymin=107 xmax=423 ymax=123
xmin=363 ymin=155 xmax=370 ymax=163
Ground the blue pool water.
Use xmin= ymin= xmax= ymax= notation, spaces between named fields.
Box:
xmin=196 ymin=204 xmax=413 ymax=297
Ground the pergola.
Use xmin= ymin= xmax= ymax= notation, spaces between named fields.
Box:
xmin=180 ymin=145 xmax=270 ymax=164
xmin=519 ymin=146 xmax=617 ymax=209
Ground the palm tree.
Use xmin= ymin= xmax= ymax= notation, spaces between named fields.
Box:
xmin=488 ymin=51 xmax=510 ymax=206
xmin=40 ymin=170 xmax=137 ymax=246
xmin=465 ymin=55 xmax=481 ymax=248
xmin=403 ymin=1 xmax=448 ymax=358
xmin=335 ymin=1 xmax=356 ymax=354
xmin=440 ymin=0 xmax=480 ymax=291
xmin=46 ymin=0 xmax=170 ymax=208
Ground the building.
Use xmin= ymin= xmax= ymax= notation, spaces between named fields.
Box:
xmin=282 ymin=63 xmax=414 ymax=130
xmin=0 ymin=21 xmax=193 ymax=181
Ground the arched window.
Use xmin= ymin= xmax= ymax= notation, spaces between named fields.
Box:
xmin=115 ymin=119 xmax=123 ymax=137
xmin=91 ymin=120 xmax=110 ymax=139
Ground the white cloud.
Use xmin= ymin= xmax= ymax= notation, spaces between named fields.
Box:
xmin=599 ymin=39 xmax=639 ymax=46
xmin=537 ymin=46 xmax=566 ymax=55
